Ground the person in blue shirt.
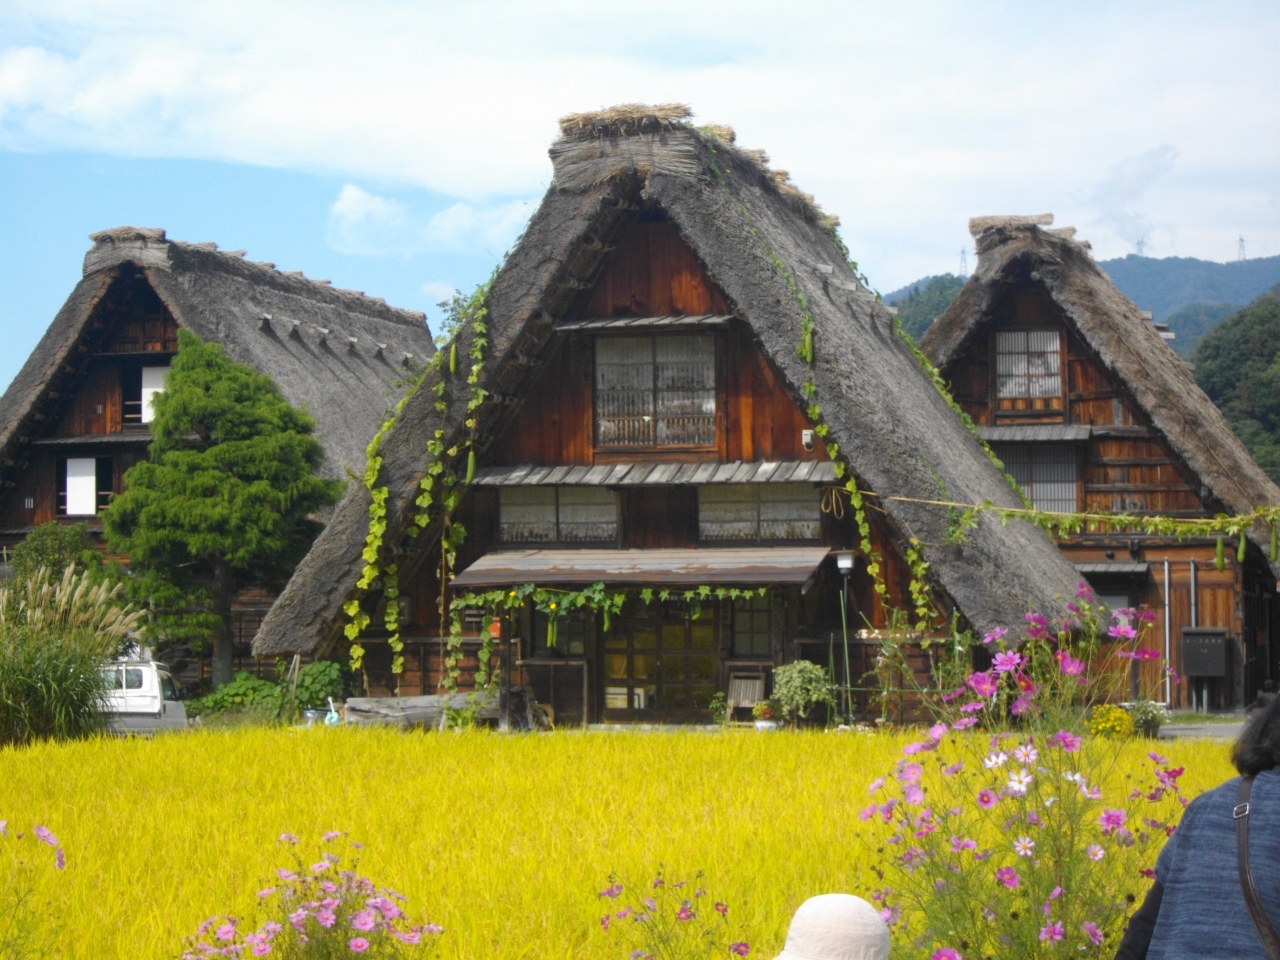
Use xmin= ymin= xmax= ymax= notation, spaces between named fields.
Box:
xmin=1115 ymin=694 xmax=1280 ymax=959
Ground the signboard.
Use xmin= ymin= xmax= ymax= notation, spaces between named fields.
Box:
xmin=1181 ymin=628 xmax=1228 ymax=678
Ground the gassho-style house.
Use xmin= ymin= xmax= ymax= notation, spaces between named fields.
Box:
xmin=920 ymin=214 xmax=1280 ymax=712
xmin=0 ymin=228 xmax=435 ymax=676
xmin=251 ymin=105 xmax=1084 ymax=724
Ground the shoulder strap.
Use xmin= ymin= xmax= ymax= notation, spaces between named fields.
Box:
xmin=1236 ymin=775 xmax=1280 ymax=959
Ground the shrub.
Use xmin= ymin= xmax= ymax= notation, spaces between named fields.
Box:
xmin=771 ymin=660 xmax=833 ymax=724
xmin=0 ymin=820 xmax=66 ymax=960
xmin=186 ymin=672 xmax=279 ymax=719
xmin=291 ymin=661 xmax=346 ymax=712
xmin=6 ymin=523 xmax=99 ymax=584
xmin=186 ymin=662 xmax=348 ymax=721
xmin=181 ymin=832 xmax=442 ymax=959
xmin=0 ymin=566 xmax=144 ymax=746
xmin=596 ymin=869 xmax=749 ymax=959
xmin=1089 ymin=704 xmax=1136 ymax=739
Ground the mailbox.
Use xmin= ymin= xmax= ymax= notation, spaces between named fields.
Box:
xmin=1181 ymin=628 xmax=1228 ymax=678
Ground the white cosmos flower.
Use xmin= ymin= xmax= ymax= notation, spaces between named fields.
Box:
xmin=1013 ymin=744 xmax=1039 ymax=764
xmin=1013 ymin=836 xmax=1036 ymax=857
xmin=1007 ymin=769 xmax=1034 ymax=795
xmin=984 ymin=752 xmax=1009 ymax=769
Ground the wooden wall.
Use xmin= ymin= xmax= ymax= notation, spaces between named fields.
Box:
xmin=580 ymin=221 xmax=729 ymax=319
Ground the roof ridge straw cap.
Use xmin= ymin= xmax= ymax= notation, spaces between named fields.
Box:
xmin=968 ymin=213 xmax=1054 ymax=238
xmin=772 ymin=894 xmax=889 ymax=960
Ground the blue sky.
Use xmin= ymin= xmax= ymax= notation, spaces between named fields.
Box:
xmin=2 ymin=0 xmax=1278 ymax=393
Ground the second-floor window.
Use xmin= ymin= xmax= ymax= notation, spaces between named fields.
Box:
xmin=57 ymin=457 xmax=112 ymax=516
xmin=996 ymin=330 xmax=1061 ymax=407
xmin=122 ymin=364 xmax=170 ymax=425
xmin=698 ymin=484 xmax=822 ymax=542
xmin=499 ymin=487 xmax=617 ymax=544
xmin=993 ymin=444 xmax=1077 ymax=513
xmin=596 ymin=335 xmax=716 ymax=447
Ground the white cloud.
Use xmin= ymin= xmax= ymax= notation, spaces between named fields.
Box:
xmin=421 ymin=281 xmax=457 ymax=304
xmin=326 ymin=184 xmax=533 ymax=257
xmin=1 ymin=0 xmax=1279 ymax=285
xmin=1088 ymin=146 xmax=1179 ymax=253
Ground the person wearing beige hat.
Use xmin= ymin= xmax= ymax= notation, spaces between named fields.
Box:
xmin=772 ymin=894 xmax=890 ymax=960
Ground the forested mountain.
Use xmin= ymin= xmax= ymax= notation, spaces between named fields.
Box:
xmin=884 ymin=273 xmax=967 ymax=340
xmin=1162 ymin=302 xmax=1240 ymax=357
xmin=1192 ymin=284 xmax=1280 ymax=484
xmin=1098 ymin=254 xmax=1280 ymax=322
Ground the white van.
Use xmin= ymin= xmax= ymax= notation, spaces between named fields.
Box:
xmin=101 ymin=660 xmax=188 ymax=734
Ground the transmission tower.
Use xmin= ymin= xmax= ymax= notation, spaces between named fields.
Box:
xmin=1135 ymin=239 xmax=1146 ymax=256
xmin=1238 ymin=236 xmax=1247 ymax=261
xmin=959 ymin=248 xmax=968 ymax=276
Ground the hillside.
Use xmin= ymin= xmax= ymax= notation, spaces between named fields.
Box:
xmin=1162 ymin=302 xmax=1241 ymax=357
xmin=1098 ymin=254 xmax=1280 ymax=322
xmin=1191 ymin=284 xmax=1280 ymax=485
xmin=884 ymin=273 xmax=967 ymax=340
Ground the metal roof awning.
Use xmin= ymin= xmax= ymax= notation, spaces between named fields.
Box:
xmin=1075 ymin=562 xmax=1151 ymax=575
xmin=979 ymin=424 xmax=1092 ymax=443
xmin=473 ymin=461 xmax=839 ymax=487
xmin=31 ymin=432 xmax=154 ymax=447
xmin=555 ymin=314 xmax=732 ymax=332
xmin=452 ymin=547 xmax=832 ymax=588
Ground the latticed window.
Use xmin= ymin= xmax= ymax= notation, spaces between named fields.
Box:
xmin=993 ymin=444 xmax=1078 ymax=513
xmin=595 ymin=336 xmax=716 ymax=446
xmin=732 ymin=593 xmax=772 ymax=657
xmin=498 ymin=487 xmax=617 ymax=543
xmin=698 ymin=484 xmax=822 ymax=542
xmin=996 ymin=330 xmax=1062 ymax=405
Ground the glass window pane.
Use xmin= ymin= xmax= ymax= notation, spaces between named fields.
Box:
xmin=596 ymin=337 xmax=654 ymax=445
xmin=759 ymin=484 xmax=821 ymax=540
xmin=690 ymin=623 xmax=717 ymax=650
xmin=654 ymin=336 xmax=716 ymax=444
xmin=605 ymin=655 xmax=628 ymax=679
xmin=101 ymin=667 xmax=122 ymax=689
xmin=633 ymin=655 xmax=655 ymax=680
xmin=660 ymin=624 xmax=686 ymax=650
xmin=664 ymin=656 xmax=687 ymax=681
xmin=499 ymin=488 xmax=556 ymax=542
xmin=699 ymin=486 xmax=757 ymax=540
xmin=124 ymin=668 xmax=144 ymax=690
xmin=557 ymin=487 xmax=616 ymax=542
xmin=996 ymin=329 xmax=1061 ymax=400
xmin=689 ymin=656 xmax=716 ymax=682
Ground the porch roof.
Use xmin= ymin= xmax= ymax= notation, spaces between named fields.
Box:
xmin=554 ymin=314 xmax=731 ymax=332
xmin=451 ymin=546 xmax=831 ymax=588
xmin=472 ymin=460 xmax=838 ymax=486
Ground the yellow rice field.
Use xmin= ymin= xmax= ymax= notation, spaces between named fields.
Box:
xmin=1 ymin=728 xmax=1235 ymax=960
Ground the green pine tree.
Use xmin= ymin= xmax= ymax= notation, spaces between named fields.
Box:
xmin=103 ymin=331 xmax=342 ymax=687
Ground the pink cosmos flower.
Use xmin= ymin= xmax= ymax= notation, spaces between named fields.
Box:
xmin=929 ymin=723 xmax=948 ymax=740
xmin=277 ymin=869 xmax=299 ymax=882
xmin=977 ymin=789 xmax=998 ymax=809
xmin=1057 ymin=653 xmax=1085 ymax=676
xmin=959 ymin=701 xmax=984 ymax=714
xmin=1010 ymin=695 xmax=1034 ymax=717
xmin=1076 ymin=582 xmax=1096 ymax=602
xmin=1040 ymin=921 xmax=1064 ymax=943
xmin=902 ymin=741 xmax=926 ymax=755
xmin=859 ymin=803 xmax=878 ymax=821
xmin=322 ymin=831 xmax=342 ymax=842
xmin=904 ymin=784 xmax=925 ymax=805
xmin=950 ymin=837 xmax=977 ymax=853
xmin=1109 ymin=624 xmax=1137 ymax=640
xmin=966 ymin=671 xmax=999 ymax=698
xmin=899 ymin=763 xmax=923 ymax=783
xmin=310 ymin=861 xmax=330 ymax=873
xmin=715 ymin=902 xmax=728 ymax=916
xmin=1047 ymin=729 xmax=1082 ymax=752
xmin=349 ymin=937 xmax=369 ymax=953
xmin=942 ymin=762 xmax=964 ymax=776
xmin=992 ymin=651 xmax=1023 ymax=674
xmin=1148 ymin=752 xmax=1168 ymax=765
xmin=879 ymin=906 xmax=899 ymax=926
xmin=54 ymin=848 xmax=65 ymax=870
xmin=1087 ymin=844 xmax=1105 ymax=861
xmin=1025 ymin=612 xmax=1050 ymax=639
xmin=251 ymin=945 xmax=270 ymax=957
xmin=216 ymin=923 xmax=237 ymax=941
xmin=952 ymin=717 xmax=978 ymax=730
xmin=995 ymin=866 xmax=1020 ymax=888
xmin=1083 ymin=921 xmax=1104 ymax=945
xmin=982 ymin=626 xmax=1008 ymax=645
xmin=316 ymin=909 xmax=337 ymax=929
xmin=600 ymin=883 xmax=623 ymax=899
xmin=1099 ymin=809 xmax=1127 ymax=834
xmin=869 ymin=777 xmax=886 ymax=793
xmin=350 ymin=910 xmax=376 ymax=932
xmin=278 ymin=833 xmax=299 ymax=845
xmin=677 ymin=906 xmax=695 ymax=922
xmin=932 ymin=948 xmax=961 ymax=960
xmin=730 ymin=944 xmax=750 ymax=957
xmin=33 ymin=826 xmax=58 ymax=847
xmin=940 ymin=687 xmax=965 ymax=702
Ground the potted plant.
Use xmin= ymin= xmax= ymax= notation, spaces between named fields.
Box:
xmin=771 ymin=660 xmax=835 ymax=728
xmin=1125 ymin=699 xmax=1168 ymax=738
xmin=752 ymin=699 xmax=779 ymax=731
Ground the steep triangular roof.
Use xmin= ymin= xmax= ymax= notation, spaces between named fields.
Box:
xmin=254 ymin=108 xmax=1080 ymax=656
xmin=920 ymin=215 xmax=1280 ymax=565
xmin=0 ymin=228 xmax=435 ymax=484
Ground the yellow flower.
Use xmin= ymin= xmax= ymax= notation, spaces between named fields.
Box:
xmin=549 ymin=603 xmax=557 ymax=610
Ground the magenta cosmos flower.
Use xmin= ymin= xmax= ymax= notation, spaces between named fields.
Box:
xmin=931 ymin=948 xmax=961 ymax=960
xmin=1082 ymin=921 xmax=1104 ymax=945
xmin=992 ymin=651 xmax=1023 ymax=674
xmin=977 ymin=788 xmax=998 ymax=809
xmin=1047 ymin=729 xmax=1082 ymax=752
xmin=1057 ymin=653 xmax=1085 ymax=676
xmin=1099 ymin=809 xmax=1127 ymax=833
xmin=1039 ymin=921 xmax=1064 ymax=943
xmin=730 ymin=943 xmax=750 ymax=956
xmin=966 ymin=671 xmax=999 ymax=697
xmin=349 ymin=937 xmax=369 ymax=953
xmin=995 ymin=866 xmax=1020 ymax=888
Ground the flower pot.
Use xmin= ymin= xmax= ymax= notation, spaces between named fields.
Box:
xmin=754 ymin=719 xmax=779 ymax=732
xmin=1139 ymin=719 xmax=1161 ymax=739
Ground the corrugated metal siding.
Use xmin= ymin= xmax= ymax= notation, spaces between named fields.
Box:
xmin=474 ymin=461 xmax=839 ymax=486
xmin=555 ymin=314 xmax=732 ymax=332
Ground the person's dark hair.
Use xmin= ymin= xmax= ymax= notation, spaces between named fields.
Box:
xmin=1233 ymin=693 xmax=1280 ymax=775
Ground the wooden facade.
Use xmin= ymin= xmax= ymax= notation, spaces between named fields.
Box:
xmin=939 ymin=282 xmax=1278 ymax=708
xmin=356 ymin=217 xmax=927 ymax=722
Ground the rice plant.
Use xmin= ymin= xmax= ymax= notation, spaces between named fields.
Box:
xmin=0 ymin=728 xmax=1234 ymax=960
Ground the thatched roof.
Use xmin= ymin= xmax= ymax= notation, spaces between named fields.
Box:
xmin=919 ymin=215 xmax=1280 ymax=568
xmin=0 ymin=228 xmax=435 ymax=485
xmin=254 ymin=105 xmax=1081 ymax=657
